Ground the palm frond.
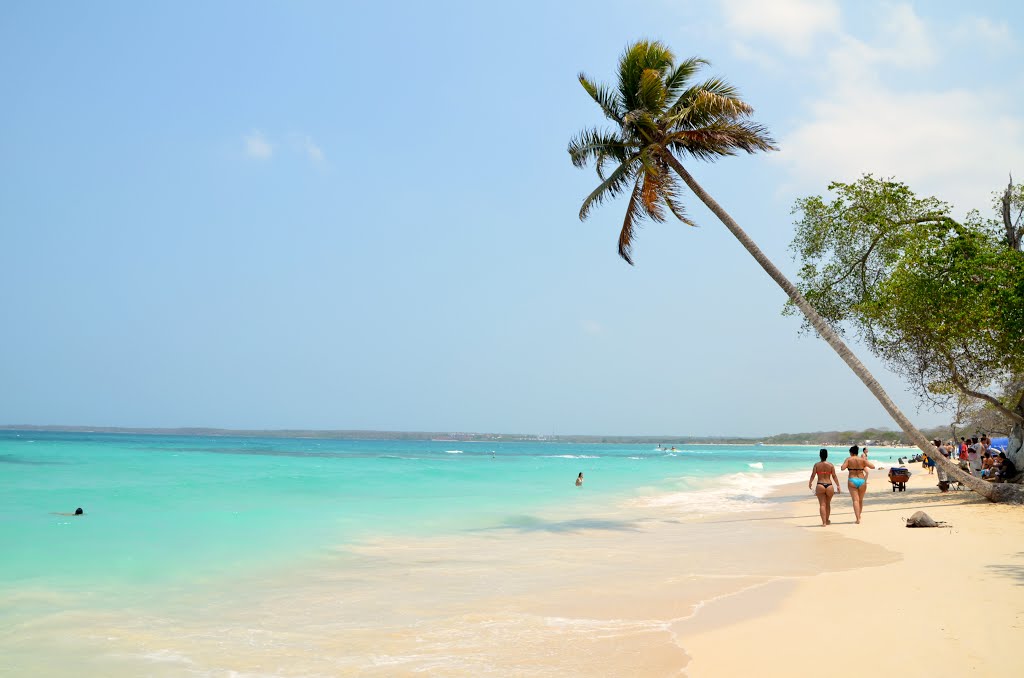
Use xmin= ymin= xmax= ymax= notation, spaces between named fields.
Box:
xmin=622 ymin=109 xmax=658 ymax=142
xmin=578 ymin=155 xmax=640 ymax=221
xmin=636 ymin=150 xmax=667 ymax=222
xmin=658 ymin=173 xmax=696 ymax=226
xmin=618 ymin=41 xmax=674 ymax=112
xmin=618 ymin=177 xmax=647 ymax=264
xmin=663 ymin=56 xmax=708 ymax=100
xmin=595 ymin=141 xmax=632 ymax=180
xmin=640 ymin=168 xmax=666 ymax=222
xmin=667 ymin=121 xmax=777 ymax=160
xmin=668 ymin=77 xmax=752 ymax=126
xmin=578 ymin=73 xmax=624 ymax=123
xmin=636 ymin=68 xmax=667 ymax=113
xmin=568 ymin=127 xmax=629 ymax=169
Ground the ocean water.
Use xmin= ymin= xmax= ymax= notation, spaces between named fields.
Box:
xmin=1 ymin=431 xmax=853 ymax=676
xmin=0 ymin=431 xmax=816 ymax=587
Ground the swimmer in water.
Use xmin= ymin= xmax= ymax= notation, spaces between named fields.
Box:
xmin=575 ymin=472 xmax=583 ymax=487
xmin=52 ymin=507 xmax=84 ymax=516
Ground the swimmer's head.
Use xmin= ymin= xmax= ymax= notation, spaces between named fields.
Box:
xmin=74 ymin=508 xmax=83 ymax=515
xmin=819 ymin=449 xmax=828 ymax=461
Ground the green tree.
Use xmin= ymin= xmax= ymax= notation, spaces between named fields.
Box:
xmin=789 ymin=175 xmax=1024 ymax=478
xmin=568 ymin=40 xmax=1023 ymax=502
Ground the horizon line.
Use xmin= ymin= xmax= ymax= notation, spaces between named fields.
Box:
xmin=0 ymin=423 xmax=921 ymax=441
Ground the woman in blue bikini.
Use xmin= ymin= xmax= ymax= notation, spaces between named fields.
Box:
xmin=808 ymin=448 xmax=840 ymax=526
xmin=842 ymin=445 xmax=875 ymax=524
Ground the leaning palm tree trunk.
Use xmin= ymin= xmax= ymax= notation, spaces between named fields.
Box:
xmin=665 ymin=156 xmax=1024 ymax=503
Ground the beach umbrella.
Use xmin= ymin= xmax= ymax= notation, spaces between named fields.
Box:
xmin=990 ymin=437 xmax=1009 ymax=452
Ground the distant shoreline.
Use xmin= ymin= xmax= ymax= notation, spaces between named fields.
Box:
xmin=0 ymin=424 xmax=930 ymax=447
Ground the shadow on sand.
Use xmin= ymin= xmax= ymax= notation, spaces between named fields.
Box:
xmin=701 ymin=487 xmax=988 ymax=526
xmin=488 ymin=515 xmax=643 ymax=533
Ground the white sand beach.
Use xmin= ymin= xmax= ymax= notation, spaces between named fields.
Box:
xmin=679 ymin=462 xmax=1024 ymax=676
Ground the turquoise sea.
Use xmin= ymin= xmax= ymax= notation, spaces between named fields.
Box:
xmin=0 ymin=431 xmax=820 ymax=588
xmin=1 ymin=430 xmax=873 ymax=676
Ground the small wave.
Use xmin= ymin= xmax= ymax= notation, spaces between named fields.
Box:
xmin=543 ymin=616 xmax=664 ymax=633
xmin=542 ymin=454 xmax=598 ymax=459
xmin=141 ymin=650 xmax=195 ymax=666
xmin=748 ymin=462 xmax=764 ymax=469
xmin=445 ymin=450 xmax=463 ymax=454
xmin=630 ymin=470 xmax=804 ymax=514
xmin=627 ymin=456 xmax=642 ymax=460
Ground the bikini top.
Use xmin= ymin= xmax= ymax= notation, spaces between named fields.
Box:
xmin=846 ymin=461 xmax=867 ymax=474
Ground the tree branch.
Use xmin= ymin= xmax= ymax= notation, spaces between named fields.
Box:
xmin=821 ymin=214 xmax=957 ymax=290
xmin=1002 ymin=175 xmax=1023 ymax=251
xmin=948 ymin=365 xmax=1024 ymax=424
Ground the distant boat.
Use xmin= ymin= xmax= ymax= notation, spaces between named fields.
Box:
xmin=756 ymin=442 xmax=765 ymax=446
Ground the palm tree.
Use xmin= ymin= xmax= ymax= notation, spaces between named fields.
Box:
xmin=569 ymin=40 xmax=1022 ymax=503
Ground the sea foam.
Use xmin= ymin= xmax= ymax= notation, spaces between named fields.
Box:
xmin=630 ymin=470 xmax=804 ymax=514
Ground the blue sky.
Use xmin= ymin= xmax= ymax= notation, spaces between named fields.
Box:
xmin=2 ymin=0 xmax=1021 ymax=436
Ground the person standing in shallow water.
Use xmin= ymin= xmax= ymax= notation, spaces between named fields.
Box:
xmin=808 ymin=449 xmax=840 ymax=526
xmin=842 ymin=445 xmax=875 ymax=524
xmin=575 ymin=472 xmax=583 ymax=487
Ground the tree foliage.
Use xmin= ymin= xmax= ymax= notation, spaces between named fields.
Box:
xmin=568 ymin=40 xmax=775 ymax=264
xmin=788 ymin=175 xmax=1024 ymax=423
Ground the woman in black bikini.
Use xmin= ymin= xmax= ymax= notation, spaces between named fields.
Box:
xmin=808 ymin=449 xmax=840 ymax=527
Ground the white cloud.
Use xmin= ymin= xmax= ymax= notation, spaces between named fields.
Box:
xmin=952 ymin=16 xmax=1014 ymax=51
xmin=720 ymin=0 xmax=840 ymax=55
xmin=770 ymin=4 xmax=1023 ymax=212
xmin=244 ymin=131 xmax=273 ymax=159
xmin=581 ymin=320 xmax=604 ymax=336
xmin=243 ymin=131 xmax=326 ymax=165
xmin=777 ymin=86 xmax=1024 ymax=211
xmin=818 ymin=5 xmax=934 ymax=84
xmin=290 ymin=134 xmax=326 ymax=164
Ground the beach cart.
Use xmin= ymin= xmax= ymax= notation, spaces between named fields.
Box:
xmin=888 ymin=467 xmax=910 ymax=492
